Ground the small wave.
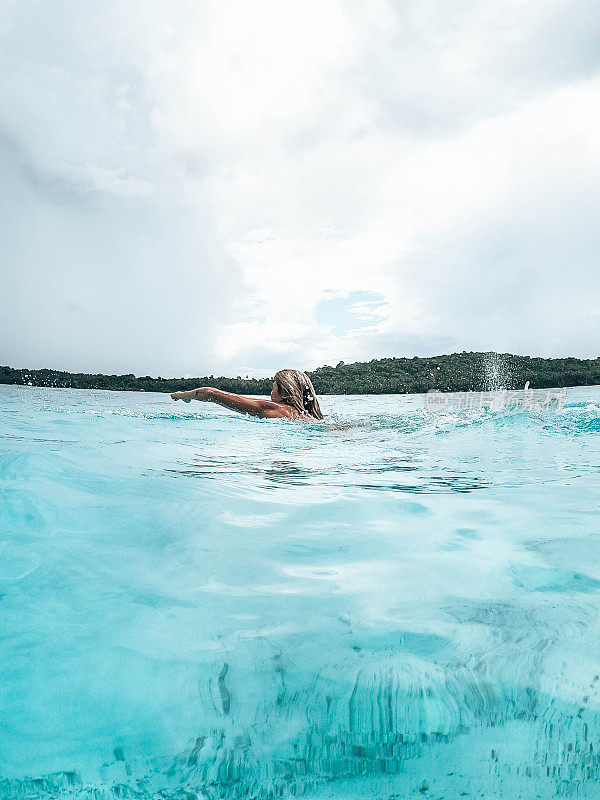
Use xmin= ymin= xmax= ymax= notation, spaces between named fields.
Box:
xmin=57 ymin=407 xmax=213 ymax=421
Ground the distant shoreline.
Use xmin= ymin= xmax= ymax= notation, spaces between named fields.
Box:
xmin=2 ymin=352 xmax=599 ymax=395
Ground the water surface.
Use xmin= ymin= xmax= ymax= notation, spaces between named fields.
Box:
xmin=1 ymin=385 xmax=600 ymax=799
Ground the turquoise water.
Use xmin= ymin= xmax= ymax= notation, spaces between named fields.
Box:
xmin=2 ymin=384 xmax=600 ymax=799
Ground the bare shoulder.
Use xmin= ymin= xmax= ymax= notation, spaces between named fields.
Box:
xmin=260 ymin=402 xmax=298 ymax=419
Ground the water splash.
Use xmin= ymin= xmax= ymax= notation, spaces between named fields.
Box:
xmin=482 ymin=352 xmax=513 ymax=391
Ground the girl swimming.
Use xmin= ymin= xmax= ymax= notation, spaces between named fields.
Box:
xmin=170 ymin=369 xmax=323 ymax=420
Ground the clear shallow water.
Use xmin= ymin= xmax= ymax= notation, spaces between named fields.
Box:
xmin=1 ymin=385 xmax=600 ymax=799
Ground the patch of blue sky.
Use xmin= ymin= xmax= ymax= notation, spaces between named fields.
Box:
xmin=315 ymin=291 xmax=386 ymax=336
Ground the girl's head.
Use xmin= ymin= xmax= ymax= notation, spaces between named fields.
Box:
xmin=272 ymin=369 xmax=324 ymax=420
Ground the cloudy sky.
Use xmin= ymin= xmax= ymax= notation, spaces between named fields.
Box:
xmin=2 ymin=0 xmax=600 ymax=377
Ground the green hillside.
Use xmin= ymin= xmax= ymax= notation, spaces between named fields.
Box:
xmin=2 ymin=352 xmax=599 ymax=395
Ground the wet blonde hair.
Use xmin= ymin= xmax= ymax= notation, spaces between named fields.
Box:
xmin=274 ymin=369 xmax=324 ymax=420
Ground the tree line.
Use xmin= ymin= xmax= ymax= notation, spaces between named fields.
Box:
xmin=1 ymin=352 xmax=599 ymax=395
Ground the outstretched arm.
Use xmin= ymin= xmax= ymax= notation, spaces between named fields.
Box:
xmin=171 ymin=387 xmax=294 ymax=418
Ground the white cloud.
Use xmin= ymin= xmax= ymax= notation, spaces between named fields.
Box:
xmin=1 ymin=0 xmax=600 ymax=376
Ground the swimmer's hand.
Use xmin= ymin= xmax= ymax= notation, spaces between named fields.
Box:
xmin=171 ymin=388 xmax=212 ymax=402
